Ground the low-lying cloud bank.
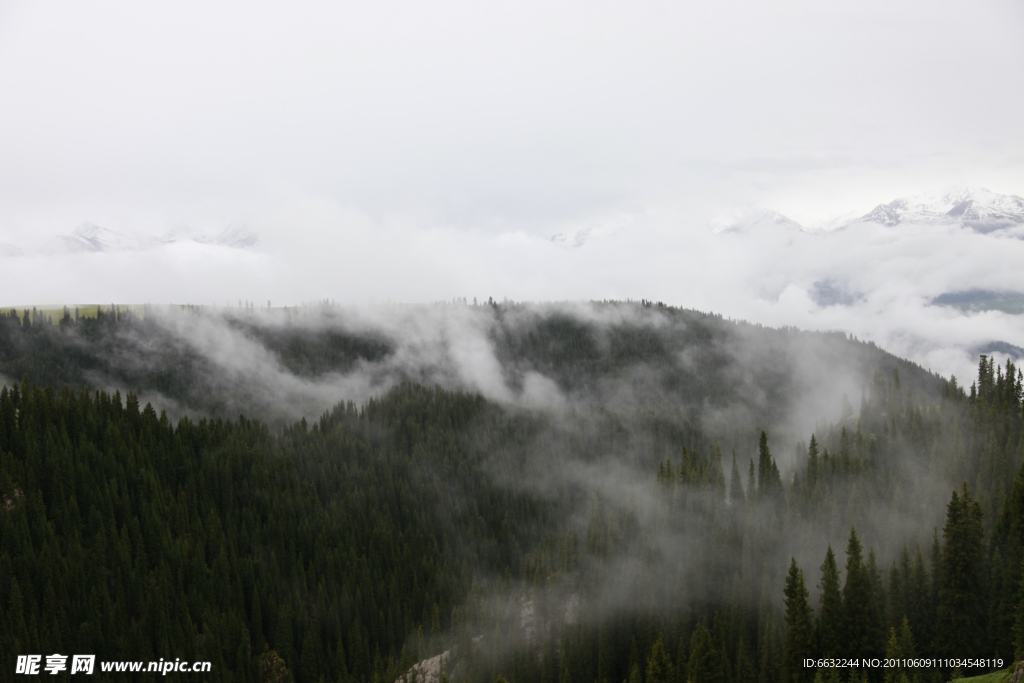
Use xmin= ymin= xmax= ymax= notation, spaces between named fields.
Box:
xmin=3 ymin=199 xmax=1021 ymax=384
xmin=2 ymin=297 xmax=942 ymax=483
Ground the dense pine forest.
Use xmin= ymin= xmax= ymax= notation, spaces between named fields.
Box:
xmin=0 ymin=301 xmax=1022 ymax=682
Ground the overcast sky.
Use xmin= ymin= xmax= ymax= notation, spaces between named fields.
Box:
xmin=1 ymin=0 xmax=1023 ymax=382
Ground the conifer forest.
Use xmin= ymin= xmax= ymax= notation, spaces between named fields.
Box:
xmin=1 ymin=300 xmax=1022 ymax=683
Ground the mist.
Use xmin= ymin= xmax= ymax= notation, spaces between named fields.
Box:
xmin=2 ymin=0 xmax=1022 ymax=388
xmin=13 ymin=298 xmax=955 ymax=575
xmin=4 ymin=207 xmax=1022 ymax=387
xmin=1 ymin=277 xmax=1010 ymax=681
xmin=2 ymin=0 xmax=1022 ymax=677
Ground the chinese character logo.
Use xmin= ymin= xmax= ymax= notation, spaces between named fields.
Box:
xmin=15 ymin=655 xmax=41 ymax=675
xmin=71 ymin=655 xmax=96 ymax=675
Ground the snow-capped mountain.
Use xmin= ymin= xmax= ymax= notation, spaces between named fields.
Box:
xmin=710 ymin=187 xmax=1024 ymax=235
xmin=858 ymin=187 xmax=1024 ymax=231
xmin=59 ymin=223 xmax=149 ymax=252
xmin=711 ymin=209 xmax=804 ymax=234
xmin=45 ymin=223 xmax=259 ymax=254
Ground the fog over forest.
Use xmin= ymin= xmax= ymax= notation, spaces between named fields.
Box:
xmin=4 ymin=209 xmax=1024 ymax=386
xmin=2 ymin=0 xmax=1023 ymax=681
xmin=1 ymin=300 xmax=1020 ymax=682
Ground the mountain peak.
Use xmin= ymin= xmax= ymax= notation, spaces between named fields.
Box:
xmin=61 ymin=223 xmax=143 ymax=252
xmin=711 ymin=209 xmax=804 ymax=234
xmin=48 ymin=223 xmax=259 ymax=254
xmin=859 ymin=186 xmax=1024 ymax=231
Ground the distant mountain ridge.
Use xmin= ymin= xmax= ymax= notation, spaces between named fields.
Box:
xmin=59 ymin=223 xmax=150 ymax=252
xmin=714 ymin=186 xmax=1024 ymax=234
xmin=56 ymin=222 xmax=258 ymax=253
xmin=711 ymin=210 xmax=803 ymax=234
xmin=859 ymin=187 xmax=1024 ymax=231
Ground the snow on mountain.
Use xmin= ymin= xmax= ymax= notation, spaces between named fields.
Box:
xmin=858 ymin=187 xmax=1024 ymax=231
xmin=42 ymin=223 xmax=259 ymax=254
xmin=711 ymin=209 xmax=805 ymax=234
xmin=711 ymin=187 xmax=1024 ymax=237
xmin=59 ymin=223 xmax=148 ymax=252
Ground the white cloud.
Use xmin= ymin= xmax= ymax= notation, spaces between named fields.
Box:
xmin=4 ymin=199 xmax=1023 ymax=386
xmin=0 ymin=0 xmax=1022 ymax=230
xmin=1 ymin=0 xmax=1022 ymax=384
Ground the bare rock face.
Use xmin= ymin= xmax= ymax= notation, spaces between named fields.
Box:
xmin=395 ymin=651 xmax=450 ymax=683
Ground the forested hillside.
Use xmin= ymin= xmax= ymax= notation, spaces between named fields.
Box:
xmin=0 ymin=380 xmax=563 ymax=682
xmin=0 ymin=301 xmax=943 ymax=450
xmin=0 ymin=301 xmax=1021 ymax=683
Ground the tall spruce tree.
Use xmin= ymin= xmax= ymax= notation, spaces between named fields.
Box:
xmin=688 ymin=623 xmax=723 ymax=683
xmin=757 ymin=431 xmax=783 ymax=506
xmin=646 ymin=634 xmax=672 ymax=683
xmin=817 ymin=546 xmax=842 ymax=659
xmin=841 ymin=528 xmax=875 ymax=662
xmin=865 ymin=548 xmax=886 ymax=662
xmin=782 ymin=558 xmax=814 ymax=683
xmin=938 ymin=482 xmax=986 ymax=658
xmin=907 ymin=545 xmax=931 ymax=657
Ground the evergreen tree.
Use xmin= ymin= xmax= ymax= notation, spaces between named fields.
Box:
xmin=802 ymin=435 xmax=821 ymax=515
xmin=2 ymin=303 xmax=1021 ymax=683
xmin=938 ymin=483 xmax=986 ymax=658
xmin=735 ymin=636 xmax=756 ymax=683
xmin=646 ymin=634 xmax=672 ymax=683
xmin=817 ymin=546 xmax=842 ymax=659
xmin=782 ymin=558 xmax=814 ymax=683
xmin=883 ymin=627 xmax=904 ymax=683
xmin=865 ymin=548 xmax=886 ymax=662
xmin=688 ymin=623 xmax=723 ymax=683
xmin=757 ymin=431 xmax=783 ymax=506
xmin=905 ymin=546 xmax=929 ymax=654
xmin=841 ymin=528 xmax=875 ymax=662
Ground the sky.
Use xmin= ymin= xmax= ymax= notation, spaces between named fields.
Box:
xmin=1 ymin=0 xmax=1023 ymax=383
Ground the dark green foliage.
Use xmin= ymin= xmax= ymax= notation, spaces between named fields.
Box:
xmin=0 ymin=379 xmax=552 ymax=683
xmin=840 ymin=528 xmax=880 ymax=662
xmin=688 ymin=623 xmax=723 ymax=683
xmin=938 ymin=483 xmax=986 ymax=658
xmin=816 ymin=546 xmax=842 ymax=659
xmin=757 ymin=431 xmax=784 ymax=508
xmin=1 ymin=305 xmax=1022 ymax=683
xmin=906 ymin=545 xmax=932 ymax=659
xmin=782 ymin=559 xmax=813 ymax=683
xmin=645 ymin=635 xmax=672 ymax=683
xmin=0 ymin=307 xmax=393 ymax=425
xmin=0 ymin=302 xmax=947 ymax=446
xmin=883 ymin=618 xmax=917 ymax=683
